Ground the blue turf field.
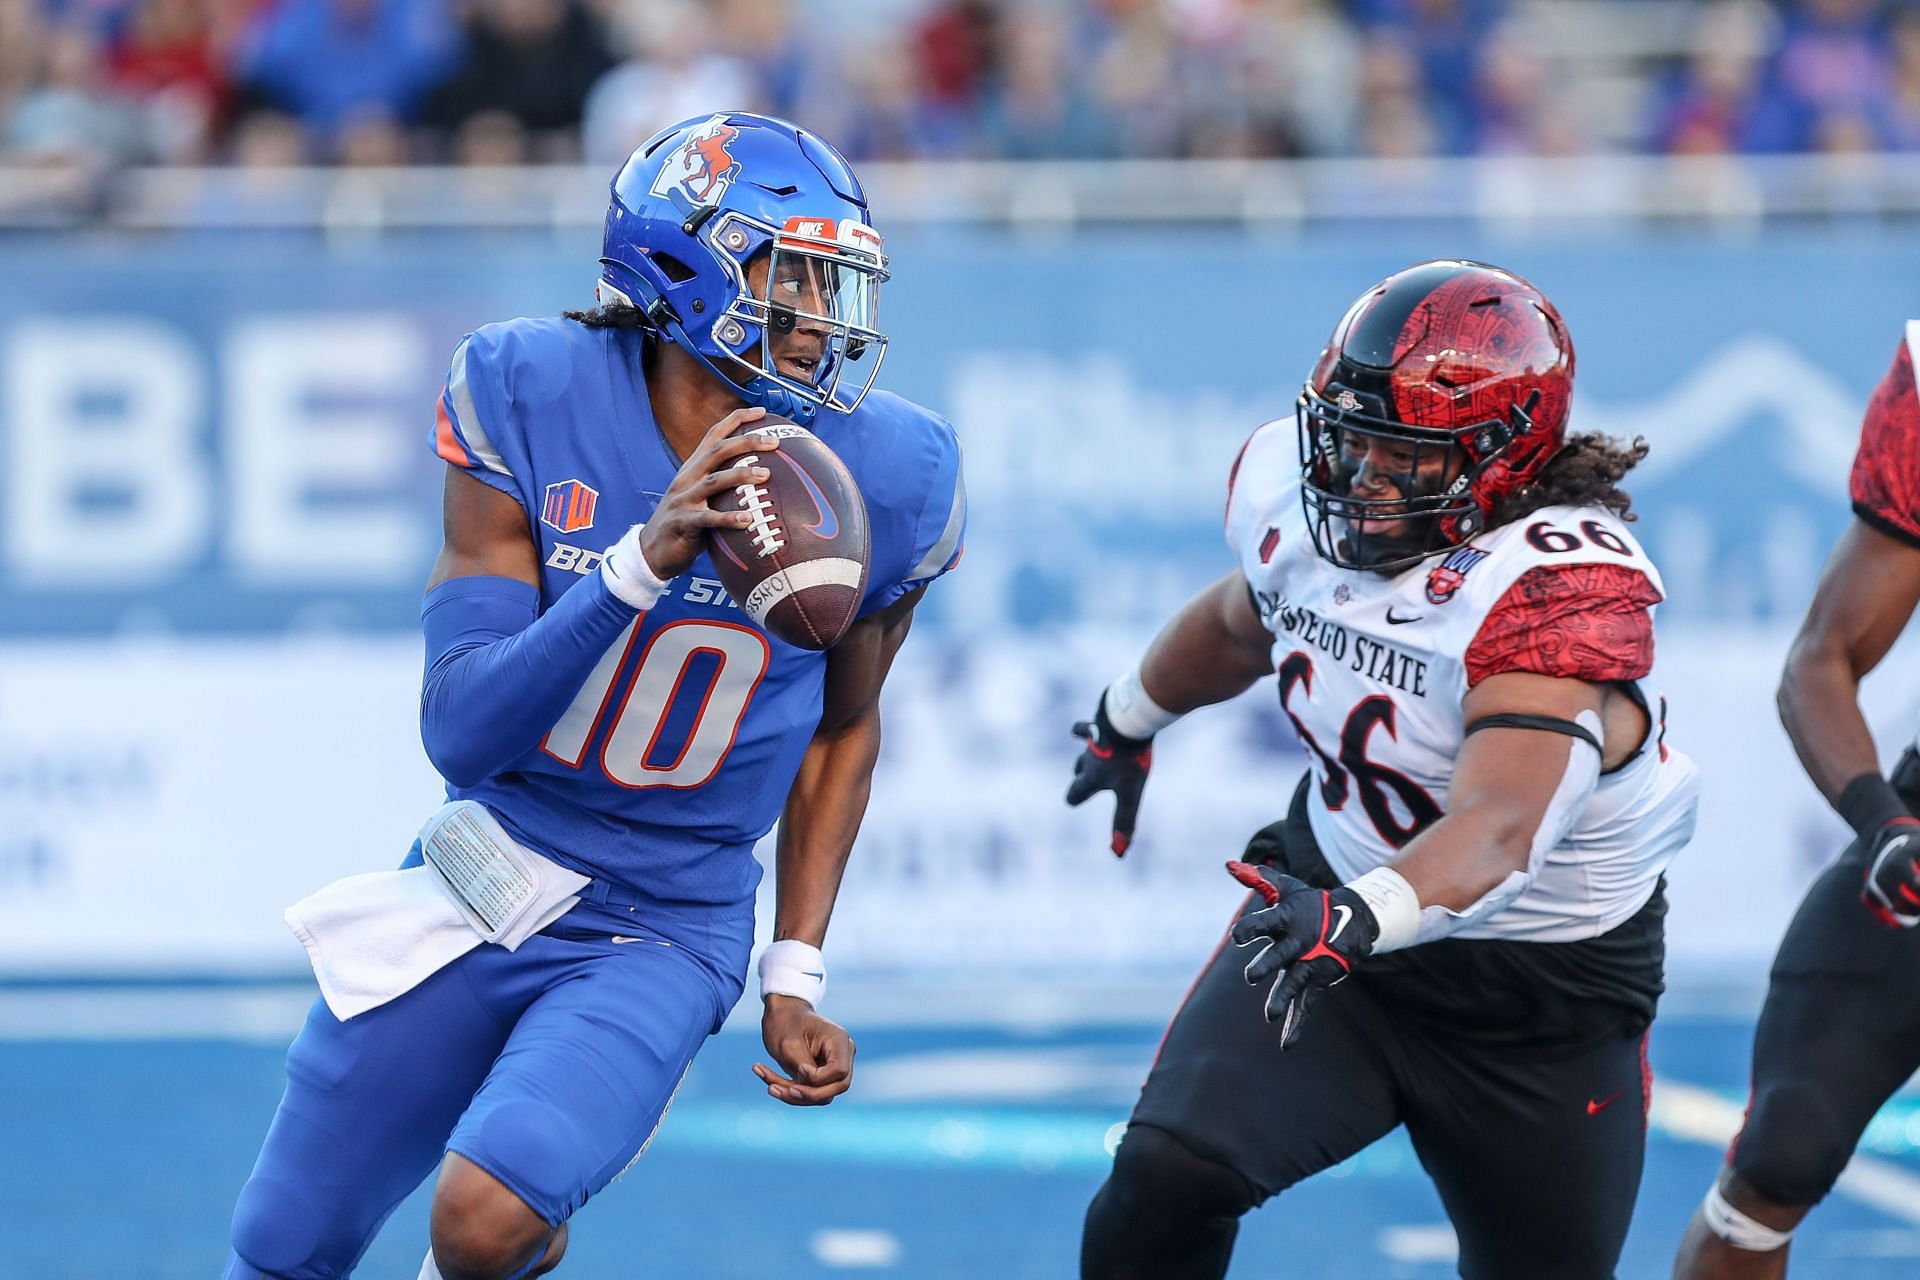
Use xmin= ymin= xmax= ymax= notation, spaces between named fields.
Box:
xmin=7 ymin=988 xmax=1920 ymax=1279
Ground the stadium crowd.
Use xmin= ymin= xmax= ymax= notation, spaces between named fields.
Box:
xmin=0 ymin=0 xmax=1916 ymax=173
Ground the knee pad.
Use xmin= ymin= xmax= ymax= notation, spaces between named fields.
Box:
xmin=229 ymin=1172 xmax=348 ymax=1280
xmin=1107 ymin=1124 xmax=1258 ymax=1224
xmin=453 ymin=1098 xmax=586 ymax=1226
xmin=1733 ymin=1080 xmax=1854 ymax=1208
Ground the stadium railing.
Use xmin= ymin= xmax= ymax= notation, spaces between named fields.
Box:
xmin=3 ymin=155 xmax=1920 ymax=233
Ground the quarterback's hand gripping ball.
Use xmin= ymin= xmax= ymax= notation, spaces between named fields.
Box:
xmin=705 ymin=414 xmax=871 ymax=650
xmin=1863 ymin=816 xmax=1920 ymax=927
xmin=1066 ymin=695 xmax=1154 ymax=856
xmin=1227 ymin=861 xmax=1379 ymax=1049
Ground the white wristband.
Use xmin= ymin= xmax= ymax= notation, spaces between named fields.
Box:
xmin=758 ymin=939 xmax=827 ymax=1009
xmin=1346 ymin=866 xmax=1422 ymax=953
xmin=1105 ymin=667 xmax=1181 ymax=740
xmin=599 ymin=523 xmax=669 ymax=611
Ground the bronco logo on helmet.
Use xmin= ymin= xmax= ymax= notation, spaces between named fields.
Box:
xmin=650 ymin=115 xmax=743 ymax=205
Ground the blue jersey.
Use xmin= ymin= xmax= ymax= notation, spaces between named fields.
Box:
xmin=429 ymin=317 xmax=965 ymax=907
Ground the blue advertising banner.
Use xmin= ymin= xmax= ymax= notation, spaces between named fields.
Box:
xmin=0 ymin=231 xmax=1915 ymax=974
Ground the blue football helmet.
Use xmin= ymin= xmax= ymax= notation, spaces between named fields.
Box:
xmin=597 ymin=112 xmax=889 ymax=424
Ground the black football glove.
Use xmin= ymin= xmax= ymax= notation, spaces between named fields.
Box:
xmin=1864 ymin=816 xmax=1920 ymax=928
xmin=1065 ymin=694 xmax=1153 ymax=856
xmin=1227 ymin=861 xmax=1378 ymax=1049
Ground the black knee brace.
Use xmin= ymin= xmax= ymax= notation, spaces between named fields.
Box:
xmin=1081 ymin=1124 xmax=1258 ymax=1280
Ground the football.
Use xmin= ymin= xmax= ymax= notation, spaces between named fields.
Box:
xmin=706 ymin=417 xmax=871 ymax=650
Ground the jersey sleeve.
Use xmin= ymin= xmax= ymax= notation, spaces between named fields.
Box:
xmin=1849 ymin=323 xmax=1920 ymax=549
xmin=430 ymin=329 xmax=527 ymax=508
xmin=860 ymin=412 xmax=966 ymax=616
xmin=1464 ymin=563 xmax=1662 ymax=688
xmin=1224 ymin=419 xmax=1295 ymax=575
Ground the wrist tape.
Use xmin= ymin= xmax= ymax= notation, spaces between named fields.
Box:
xmin=1105 ymin=668 xmax=1181 ymax=741
xmin=1837 ymin=771 xmax=1911 ymax=842
xmin=1701 ymin=1182 xmax=1793 ymax=1252
xmin=758 ymin=939 xmax=827 ymax=1008
xmin=1346 ymin=866 xmax=1421 ymax=953
xmin=600 ymin=524 xmax=670 ymax=611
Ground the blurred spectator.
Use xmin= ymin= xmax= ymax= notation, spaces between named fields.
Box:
xmin=1877 ymin=3 xmax=1920 ymax=150
xmin=913 ymin=0 xmax=999 ymax=153
xmin=814 ymin=33 xmax=946 ymax=162
xmin=1651 ymin=0 xmax=1785 ymax=155
xmin=6 ymin=0 xmax=1920 ymax=188
xmin=1354 ymin=29 xmax=1436 ymax=159
xmin=980 ymin=7 xmax=1110 ymax=159
xmin=236 ymin=0 xmax=456 ymax=150
xmin=580 ymin=0 xmax=759 ymax=166
xmin=105 ymin=0 xmax=234 ymax=162
xmin=337 ymin=108 xmax=409 ymax=165
xmin=1088 ymin=0 xmax=1184 ymax=157
xmin=1765 ymin=0 xmax=1888 ymax=148
xmin=1469 ymin=20 xmax=1564 ymax=154
xmin=712 ymin=0 xmax=807 ymax=120
xmin=455 ymin=108 xmax=528 ymax=166
xmin=426 ymin=0 xmax=613 ymax=157
xmin=1354 ymin=0 xmax=1505 ymax=152
xmin=4 ymin=25 xmax=147 ymax=166
xmin=1232 ymin=0 xmax=1364 ymax=158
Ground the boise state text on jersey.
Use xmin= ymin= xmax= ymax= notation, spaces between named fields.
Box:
xmin=431 ymin=316 xmax=965 ymax=906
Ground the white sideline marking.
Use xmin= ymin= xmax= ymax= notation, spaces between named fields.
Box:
xmin=810 ymin=1229 xmax=901 ymax=1269
xmin=1829 ymin=1229 xmax=1920 ymax=1257
xmin=1654 ymin=1079 xmax=1920 ymax=1226
xmin=1377 ymin=1224 xmax=1458 ymax=1263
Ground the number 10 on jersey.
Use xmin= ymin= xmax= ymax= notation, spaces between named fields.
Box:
xmin=541 ymin=619 xmax=770 ymax=789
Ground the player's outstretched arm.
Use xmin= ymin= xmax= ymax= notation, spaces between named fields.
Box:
xmin=751 ymin=587 xmax=925 ymax=1106
xmin=418 ymin=412 xmax=777 ymax=787
xmin=1780 ymin=520 xmax=1920 ymax=924
xmin=1067 ymin=573 xmax=1277 ymax=854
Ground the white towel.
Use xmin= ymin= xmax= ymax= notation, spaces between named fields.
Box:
xmin=284 ymin=806 xmax=591 ymax=1021
xmin=285 ymin=865 xmax=481 ymax=1021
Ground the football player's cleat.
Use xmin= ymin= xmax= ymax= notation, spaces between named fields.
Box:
xmin=1227 ymin=861 xmax=1379 ymax=1048
xmin=598 ymin=112 xmax=888 ymax=425
xmin=1296 ymin=260 xmax=1575 ymax=571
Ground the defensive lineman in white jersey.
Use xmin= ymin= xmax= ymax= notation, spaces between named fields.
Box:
xmin=1069 ymin=260 xmax=1699 ymax=1280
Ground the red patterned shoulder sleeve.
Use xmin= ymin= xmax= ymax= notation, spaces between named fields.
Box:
xmin=1464 ymin=563 xmax=1663 ymax=688
xmin=1850 ymin=334 xmax=1920 ymax=549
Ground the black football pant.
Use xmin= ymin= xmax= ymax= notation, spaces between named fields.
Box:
xmin=1730 ymin=785 xmax=1920 ymax=1206
xmin=1081 ymin=909 xmax=1651 ymax=1280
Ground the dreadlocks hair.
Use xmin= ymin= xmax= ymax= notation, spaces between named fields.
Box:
xmin=562 ymin=301 xmax=651 ymax=329
xmin=1488 ymin=432 xmax=1651 ymax=527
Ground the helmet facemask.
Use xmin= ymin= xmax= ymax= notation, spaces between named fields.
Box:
xmin=705 ymin=212 xmax=888 ymax=418
xmin=1298 ymin=383 xmax=1521 ymax=573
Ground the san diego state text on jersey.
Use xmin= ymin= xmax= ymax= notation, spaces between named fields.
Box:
xmin=1226 ymin=418 xmax=1699 ymax=943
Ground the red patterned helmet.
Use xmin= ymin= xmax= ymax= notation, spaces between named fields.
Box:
xmin=1296 ymin=260 xmax=1575 ymax=572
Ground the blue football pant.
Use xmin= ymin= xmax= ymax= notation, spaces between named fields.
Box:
xmin=224 ymin=897 xmax=747 ymax=1279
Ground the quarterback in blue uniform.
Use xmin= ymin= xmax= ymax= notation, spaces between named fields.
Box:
xmin=224 ymin=112 xmax=966 ymax=1280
